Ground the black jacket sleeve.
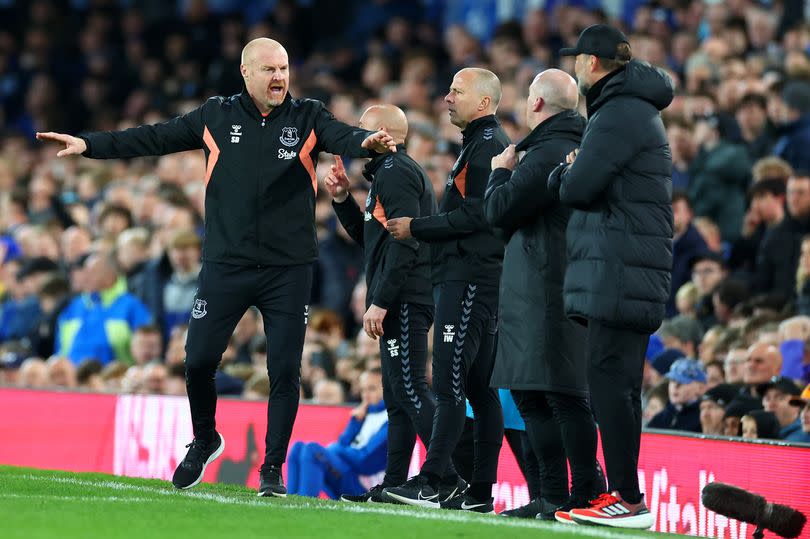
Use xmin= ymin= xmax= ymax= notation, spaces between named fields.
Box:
xmin=557 ymin=109 xmax=636 ymax=207
xmin=370 ymin=168 xmax=422 ymax=309
xmin=484 ymin=155 xmax=559 ymax=231
xmin=80 ymin=102 xmax=206 ymax=158
xmin=332 ymin=195 xmax=365 ymax=246
xmin=410 ymin=139 xmax=499 ymax=242
xmin=314 ymin=104 xmax=375 ymax=158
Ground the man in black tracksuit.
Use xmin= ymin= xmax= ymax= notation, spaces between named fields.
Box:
xmin=384 ymin=68 xmax=508 ymax=513
xmin=37 ymin=39 xmax=397 ymax=496
xmin=546 ymin=26 xmax=674 ymax=528
xmin=327 ymin=105 xmax=462 ymax=504
xmin=485 ymin=70 xmax=604 ymax=520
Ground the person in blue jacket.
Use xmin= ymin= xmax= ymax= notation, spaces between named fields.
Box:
xmin=287 ymin=368 xmax=388 ymax=499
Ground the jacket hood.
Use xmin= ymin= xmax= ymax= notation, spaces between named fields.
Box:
xmin=591 ymin=60 xmax=674 ymax=113
xmin=516 ymin=110 xmax=586 ymax=152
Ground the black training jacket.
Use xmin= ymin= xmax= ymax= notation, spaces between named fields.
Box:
xmin=332 ymin=148 xmax=436 ymax=310
xmin=80 ymin=92 xmax=373 ymax=266
xmin=409 ymin=115 xmax=510 ymax=286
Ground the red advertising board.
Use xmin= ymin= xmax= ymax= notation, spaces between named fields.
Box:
xmin=1 ymin=388 xmax=808 ymax=538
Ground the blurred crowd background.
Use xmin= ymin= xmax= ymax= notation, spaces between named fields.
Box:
xmin=0 ymin=0 xmax=809 ymax=445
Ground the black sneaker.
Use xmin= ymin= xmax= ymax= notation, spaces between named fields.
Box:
xmin=172 ymin=432 xmax=224 ymax=490
xmin=438 ymin=475 xmax=468 ymax=502
xmin=546 ymin=495 xmax=590 ymax=524
xmin=440 ymin=493 xmax=494 ymax=514
xmin=340 ymin=484 xmax=387 ymax=503
xmin=257 ymin=465 xmax=287 ymax=498
xmin=383 ymin=475 xmax=440 ymax=508
xmin=501 ymin=497 xmax=561 ymax=519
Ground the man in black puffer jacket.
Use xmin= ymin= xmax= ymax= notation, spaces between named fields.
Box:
xmin=547 ymin=25 xmax=674 ymax=529
xmin=485 ymin=69 xmax=603 ymax=520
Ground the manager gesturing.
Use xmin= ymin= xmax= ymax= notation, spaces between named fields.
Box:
xmin=37 ymin=38 xmax=396 ymax=496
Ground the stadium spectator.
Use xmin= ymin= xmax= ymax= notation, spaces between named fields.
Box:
xmin=312 ymin=379 xmax=345 ymax=405
xmin=656 ymin=315 xmax=703 ymax=358
xmin=772 ymin=81 xmax=810 ymax=173
xmin=795 ymin=236 xmax=810 ymax=316
xmin=29 ymin=273 xmax=71 ymax=358
xmin=700 ymin=383 xmax=738 ymax=435
xmin=165 ymin=363 xmax=188 ymax=397
xmin=742 ymin=342 xmax=783 ymax=398
xmin=788 ymin=388 xmax=810 ymax=443
xmin=648 ymin=358 xmax=706 ymax=433
xmin=642 ymin=381 xmax=669 ymax=427
xmin=669 ymin=193 xmax=708 ymax=316
xmin=76 ymin=359 xmax=104 ymax=392
xmin=130 ymin=325 xmax=163 ymax=366
xmin=754 ymin=173 xmax=810 ymax=301
xmin=675 ymin=282 xmax=701 ymax=318
xmin=734 ymin=93 xmax=775 ymax=161
xmin=55 ymin=252 xmax=152 ymax=365
xmin=46 ymin=356 xmax=77 ymax=389
xmin=741 ymin=409 xmax=781 ymax=440
xmin=688 ymin=113 xmax=752 ymax=242
xmin=287 ymin=368 xmax=387 ymax=499
xmin=142 ymin=362 xmax=168 ymax=394
xmin=723 ymin=397 xmax=763 ymax=437
xmin=690 ymin=252 xmax=728 ymax=330
xmin=704 ymin=359 xmax=725 ymax=389
xmin=759 ymin=376 xmax=805 ymax=441
xmin=729 ymin=179 xmax=785 ymax=278
xmin=16 ymin=357 xmax=48 ymax=388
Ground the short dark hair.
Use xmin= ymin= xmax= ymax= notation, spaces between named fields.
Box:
xmin=749 ymin=178 xmax=786 ymax=199
xmin=736 ymin=93 xmax=767 ymax=112
xmin=714 ymin=279 xmax=750 ymax=309
xmin=599 ymin=42 xmax=632 ymax=73
xmin=98 ymin=204 xmax=133 ymax=229
xmin=39 ymin=274 xmax=71 ymax=299
xmin=134 ymin=324 xmax=161 ymax=336
xmin=672 ymin=191 xmax=692 ymax=208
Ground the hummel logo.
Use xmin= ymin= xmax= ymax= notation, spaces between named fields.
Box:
xmin=443 ymin=324 xmax=455 ymax=343
xmin=386 ymin=339 xmax=399 ymax=357
xmin=364 ymin=211 xmax=372 ymax=221
xmin=483 ymin=127 xmax=494 ymax=141
xmin=600 ymin=504 xmax=631 ymax=516
xmin=461 ymin=501 xmax=486 ymax=510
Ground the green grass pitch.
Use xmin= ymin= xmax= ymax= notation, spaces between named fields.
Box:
xmin=0 ymin=465 xmax=680 ymax=539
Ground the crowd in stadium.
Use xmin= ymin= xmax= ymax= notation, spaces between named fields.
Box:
xmin=0 ymin=0 xmax=809 ymax=449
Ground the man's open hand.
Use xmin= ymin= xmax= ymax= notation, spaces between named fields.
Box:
xmin=36 ymin=132 xmax=87 ymax=157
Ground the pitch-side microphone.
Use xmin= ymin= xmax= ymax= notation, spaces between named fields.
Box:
xmin=701 ymin=482 xmax=806 ymax=539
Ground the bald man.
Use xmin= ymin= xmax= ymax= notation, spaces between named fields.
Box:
xmin=384 ymin=68 xmax=509 ymax=513
xmin=37 ymin=38 xmax=398 ymax=495
xmin=484 ymin=70 xmax=605 ymax=520
xmin=326 ymin=105 xmax=465 ymax=503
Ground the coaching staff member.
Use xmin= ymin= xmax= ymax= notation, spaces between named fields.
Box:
xmin=326 ymin=105 xmax=463 ymax=504
xmin=484 ymin=69 xmax=605 ymax=520
xmin=385 ymin=68 xmax=508 ymax=512
xmin=37 ymin=38 xmax=397 ymax=496
xmin=546 ymin=25 xmax=674 ymax=528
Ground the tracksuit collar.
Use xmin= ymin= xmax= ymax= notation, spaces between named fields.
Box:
xmin=238 ymin=90 xmax=293 ymax=121
xmin=461 ymin=114 xmax=499 ymax=146
xmin=362 ymin=145 xmax=406 ymax=182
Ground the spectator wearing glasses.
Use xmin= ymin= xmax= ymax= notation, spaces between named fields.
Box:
xmin=690 ymin=252 xmax=728 ymax=331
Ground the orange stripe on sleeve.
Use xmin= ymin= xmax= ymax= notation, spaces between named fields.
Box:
xmin=372 ymin=195 xmax=388 ymax=227
xmin=454 ymin=163 xmax=468 ymax=198
xmin=202 ymin=126 xmax=220 ymax=186
xmin=299 ymin=130 xmax=318 ymax=194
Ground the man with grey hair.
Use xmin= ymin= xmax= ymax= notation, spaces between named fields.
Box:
xmin=384 ymin=68 xmax=509 ymax=512
xmin=38 ymin=38 xmax=398 ymax=496
xmin=485 ymin=70 xmax=604 ymax=519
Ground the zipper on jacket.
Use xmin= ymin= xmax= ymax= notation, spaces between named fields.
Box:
xmin=257 ymin=116 xmax=266 ymax=253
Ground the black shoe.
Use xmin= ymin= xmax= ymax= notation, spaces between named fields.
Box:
xmin=542 ymin=495 xmax=590 ymax=523
xmin=257 ymin=465 xmax=287 ymax=498
xmin=501 ymin=497 xmax=560 ymax=519
xmin=172 ymin=432 xmax=224 ymax=490
xmin=440 ymin=493 xmax=494 ymax=514
xmin=438 ymin=475 xmax=468 ymax=502
xmin=383 ymin=475 xmax=440 ymax=508
xmin=340 ymin=484 xmax=387 ymax=503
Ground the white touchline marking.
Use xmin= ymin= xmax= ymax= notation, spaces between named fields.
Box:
xmin=0 ymin=493 xmax=157 ymax=503
xmin=1 ymin=473 xmax=658 ymax=539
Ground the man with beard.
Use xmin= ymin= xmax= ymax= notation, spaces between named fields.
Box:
xmin=547 ymin=25 xmax=674 ymax=528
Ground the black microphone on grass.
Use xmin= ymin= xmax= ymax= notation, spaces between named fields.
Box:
xmin=701 ymin=482 xmax=806 ymax=539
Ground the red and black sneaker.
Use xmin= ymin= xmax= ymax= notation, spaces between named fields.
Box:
xmin=569 ymin=492 xmax=654 ymax=529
